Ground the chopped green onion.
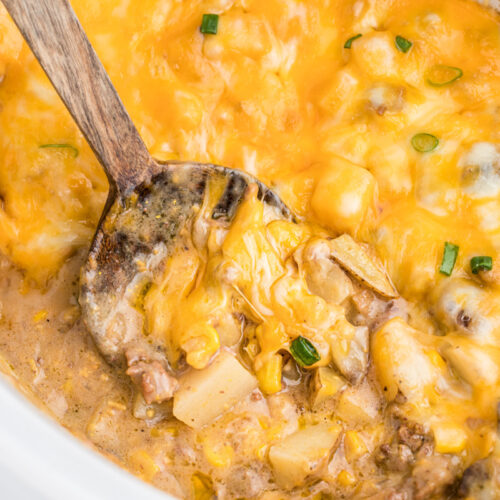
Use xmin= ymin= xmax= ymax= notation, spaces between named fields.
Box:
xmin=200 ymin=14 xmax=219 ymax=34
xmin=411 ymin=133 xmax=439 ymax=153
xmin=426 ymin=65 xmax=463 ymax=86
xmin=395 ymin=35 xmax=412 ymax=53
xmin=290 ymin=336 xmax=320 ymax=367
xmin=470 ymin=256 xmax=493 ymax=274
xmin=39 ymin=143 xmax=79 ymax=158
xmin=440 ymin=242 xmax=459 ymax=276
xmin=344 ymin=34 xmax=362 ymax=49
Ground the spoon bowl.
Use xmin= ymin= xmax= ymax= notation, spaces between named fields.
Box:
xmin=80 ymin=161 xmax=291 ymax=367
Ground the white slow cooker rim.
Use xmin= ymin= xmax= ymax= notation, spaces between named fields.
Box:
xmin=0 ymin=373 xmax=172 ymax=500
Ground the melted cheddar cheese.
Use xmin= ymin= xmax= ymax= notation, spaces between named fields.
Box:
xmin=1 ymin=0 xmax=500 ymax=498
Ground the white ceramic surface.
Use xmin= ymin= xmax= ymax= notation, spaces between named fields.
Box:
xmin=0 ymin=373 xmax=171 ymax=500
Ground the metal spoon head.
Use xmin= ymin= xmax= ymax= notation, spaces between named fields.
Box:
xmin=79 ymin=162 xmax=292 ymax=379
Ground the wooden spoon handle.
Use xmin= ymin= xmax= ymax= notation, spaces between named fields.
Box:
xmin=1 ymin=0 xmax=154 ymax=194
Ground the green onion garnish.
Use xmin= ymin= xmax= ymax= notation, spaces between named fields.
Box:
xmin=344 ymin=34 xmax=362 ymax=49
xmin=39 ymin=143 xmax=79 ymax=158
xmin=440 ymin=242 xmax=459 ymax=276
xmin=395 ymin=35 xmax=412 ymax=53
xmin=426 ymin=65 xmax=463 ymax=87
xmin=470 ymin=256 xmax=493 ymax=274
xmin=411 ymin=133 xmax=439 ymax=153
xmin=200 ymin=14 xmax=219 ymax=34
xmin=290 ymin=336 xmax=321 ymax=367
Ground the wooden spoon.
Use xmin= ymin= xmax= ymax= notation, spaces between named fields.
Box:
xmin=3 ymin=0 xmax=292 ymax=399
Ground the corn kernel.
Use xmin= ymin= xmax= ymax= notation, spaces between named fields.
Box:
xmin=427 ymin=349 xmax=447 ymax=370
xmin=344 ymin=430 xmax=368 ymax=462
xmin=62 ymin=379 xmax=73 ymax=395
xmin=107 ymin=400 xmax=127 ymax=411
xmin=256 ymin=353 xmax=283 ymax=394
xmin=432 ymin=422 xmax=467 ymax=454
xmin=191 ymin=473 xmax=215 ymax=500
xmin=128 ymin=450 xmax=159 ymax=481
xmin=337 ymin=469 xmax=356 ymax=486
xmin=258 ymin=417 xmax=270 ymax=430
xmin=182 ymin=322 xmax=220 ymax=369
xmin=33 ymin=309 xmax=48 ymax=322
xmin=255 ymin=444 xmax=268 ymax=460
xmin=203 ymin=439 xmax=233 ymax=468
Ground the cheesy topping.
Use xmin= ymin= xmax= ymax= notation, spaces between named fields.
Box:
xmin=0 ymin=0 xmax=500 ymax=498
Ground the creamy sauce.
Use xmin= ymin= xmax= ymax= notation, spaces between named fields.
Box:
xmin=1 ymin=0 xmax=500 ymax=498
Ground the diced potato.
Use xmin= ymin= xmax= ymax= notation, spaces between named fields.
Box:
xmin=318 ymin=67 xmax=360 ymax=117
xmin=431 ymin=422 xmax=467 ymax=454
xmin=268 ymin=423 xmax=342 ymax=488
xmin=310 ymin=367 xmax=346 ymax=408
xmin=329 ymin=234 xmax=397 ymax=298
xmin=329 ymin=319 xmax=369 ymax=383
xmin=173 ymin=350 xmax=258 ymax=428
xmin=458 ymin=142 xmax=500 ymax=200
xmin=368 ymin=142 xmax=412 ymax=197
xmin=366 ymin=84 xmax=405 ymax=115
xmin=351 ymin=32 xmax=399 ymax=79
xmin=434 ymin=279 xmax=499 ymax=340
xmin=302 ymin=238 xmax=354 ymax=305
xmin=310 ymin=157 xmax=375 ymax=235
xmin=337 ymin=469 xmax=356 ymax=487
xmin=440 ymin=338 xmax=499 ymax=387
xmin=371 ymin=318 xmax=437 ymax=402
xmin=373 ymin=205 xmax=452 ymax=297
xmin=203 ymin=11 xmax=272 ymax=61
xmin=336 ymin=380 xmax=382 ymax=426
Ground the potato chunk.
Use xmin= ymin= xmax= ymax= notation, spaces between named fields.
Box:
xmin=173 ymin=350 xmax=258 ymax=428
xmin=372 ymin=318 xmax=437 ymax=402
xmin=440 ymin=338 xmax=499 ymax=387
xmin=310 ymin=157 xmax=375 ymax=235
xmin=268 ymin=423 xmax=341 ymax=488
xmin=329 ymin=234 xmax=397 ymax=298
xmin=336 ymin=380 xmax=382 ymax=425
xmin=302 ymin=238 xmax=353 ymax=305
xmin=329 ymin=320 xmax=369 ymax=384
xmin=310 ymin=367 xmax=346 ymax=408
